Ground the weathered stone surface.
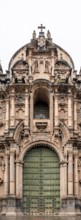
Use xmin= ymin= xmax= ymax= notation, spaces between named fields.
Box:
xmin=0 ymin=25 xmax=81 ymax=216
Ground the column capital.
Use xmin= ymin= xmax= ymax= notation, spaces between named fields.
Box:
xmin=60 ymin=160 xmax=67 ymax=166
xmin=5 ymin=150 xmax=10 ymax=157
xmin=74 ymin=95 xmax=77 ymax=100
xmin=10 ymin=149 xmax=16 ymax=154
xmin=68 ymin=150 xmax=73 ymax=156
xmin=6 ymin=96 xmax=9 ymax=101
xmin=16 ymin=160 xmax=23 ymax=165
xmin=74 ymin=151 xmax=78 ymax=157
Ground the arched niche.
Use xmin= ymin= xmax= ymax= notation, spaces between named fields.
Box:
xmin=33 ymin=87 xmax=49 ymax=119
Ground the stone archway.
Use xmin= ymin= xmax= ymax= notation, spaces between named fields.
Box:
xmin=23 ymin=144 xmax=60 ymax=215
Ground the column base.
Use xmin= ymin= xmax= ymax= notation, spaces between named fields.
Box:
xmin=60 ymin=197 xmax=81 ymax=215
xmin=0 ymin=196 xmax=23 ymax=216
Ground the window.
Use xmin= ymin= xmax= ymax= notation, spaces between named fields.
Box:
xmin=34 ymin=87 xmax=49 ymax=119
xmin=34 ymin=101 xmax=49 ymax=119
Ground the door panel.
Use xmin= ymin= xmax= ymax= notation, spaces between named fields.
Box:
xmin=23 ymin=146 xmax=60 ymax=215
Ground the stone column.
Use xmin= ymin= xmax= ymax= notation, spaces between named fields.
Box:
xmin=10 ymin=150 xmax=15 ymax=195
xmin=16 ymin=160 xmax=23 ymax=197
xmin=68 ymin=151 xmax=73 ymax=196
xmin=25 ymin=89 xmax=29 ymax=127
xmin=5 ymin=98 xmax=9 ymax=132
xmin=54 ymin=89 xmax=58 ymax=127
xmin=74 ymin=97 xmax=77 ymax=131
xmin=4 ymin=153 xmax=9 ymax=195
xmin=10 ymin=88 xmax=15 ymax=127
xmin=74 ymin=151 xmax=78 ymax=196
xmin=68 ymin=89 xmax=73 ymax=127
xmin=50 ymin=91 xmax=53 ymax=134
xmin=29 ymin=51 xmax=32 ymax=76
xmin=60 ymin=161 xmax=67 ymax=198
xmin=51 ymin=51 xmax=54 ymax=76
xmin=30 ymin=91 xmax=33 ymax=134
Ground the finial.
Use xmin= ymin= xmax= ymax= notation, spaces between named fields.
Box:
xmin=47 ymin=30 xmax=51 ymax=39
xmin=32 ymin=30 xmax=36 ymax=39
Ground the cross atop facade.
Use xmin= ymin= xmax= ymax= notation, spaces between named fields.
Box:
xmin=38 ymin=24 xmax=45 ymax=32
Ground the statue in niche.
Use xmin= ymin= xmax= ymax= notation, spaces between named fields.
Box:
xmin=33 ymin=60 xmax=39 ymax=73
xmin=54 ymin=71 xmax=61 ymax=83
xmin=45 ymin=61 xmax=49 ymax=72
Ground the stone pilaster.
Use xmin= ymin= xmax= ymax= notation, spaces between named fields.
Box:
xmin=74 ymin=151 xmax=78 ymax=196
xmin=10 ymin=150 xmax=15 ymax=195
xmin=10 ymin=88 xmax=15 ymax=127
xmin=68 ymin=151 xmax=73 ymax=196
xmin=4 ymin=152 xmax=9 ymax=196
xmin=5 ymin=98 xmax=9 ymax=132
xmin=68 ymin=89 xmax=73 ymax=127
xmin=54 ymin=89 xmax=58 ymax=127
xmin=25 ymin=89 xmax=29 ymax=128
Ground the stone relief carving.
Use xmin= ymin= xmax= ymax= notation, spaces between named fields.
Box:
xmin=16 ymin=108 xmax=24 ymax=120
xmin=54 ymin=70 xmax=70 ymax=83
xmin=16 ymin=94 xmax=25 ymax=106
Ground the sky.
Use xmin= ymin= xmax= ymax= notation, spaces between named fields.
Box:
xmin=0 ymin=0 xmax=81 ymax=73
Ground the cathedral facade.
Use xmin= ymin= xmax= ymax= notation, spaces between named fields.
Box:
xmin=0 ymin=25 xmax=81 ymax=216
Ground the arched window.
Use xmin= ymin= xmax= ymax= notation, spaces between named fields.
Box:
xmin=34 ymin=88 xmax=49 ymax=119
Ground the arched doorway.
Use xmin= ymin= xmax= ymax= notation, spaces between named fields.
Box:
xmin=23 ymin=145 xmax=60 ymax=215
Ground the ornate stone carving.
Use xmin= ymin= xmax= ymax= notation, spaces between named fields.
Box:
xmin=36 ymin=122 xmax=47 ymax=131
xmin=16 ymin=94 xmax=25 ymax=106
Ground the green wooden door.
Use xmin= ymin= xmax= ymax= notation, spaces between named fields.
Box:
xmin=23 ymin=146 xmax=60 ymax=215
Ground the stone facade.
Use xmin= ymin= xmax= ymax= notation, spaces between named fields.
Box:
xmin=0 ymin=25 xmax=81 ymax=216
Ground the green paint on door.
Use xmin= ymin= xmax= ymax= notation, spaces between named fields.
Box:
xmin=23 ymin=146 xmax=60 ymax=215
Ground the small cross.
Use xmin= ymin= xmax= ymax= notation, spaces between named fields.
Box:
xmin=38 ymin=24 xmax=45 ymax=32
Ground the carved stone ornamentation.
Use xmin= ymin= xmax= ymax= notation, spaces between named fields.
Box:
xmin=0 ymin=25 xmax=80 ymax=216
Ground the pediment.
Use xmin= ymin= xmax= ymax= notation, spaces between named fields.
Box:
xmin=55 ymin=60 xmax=71 ymax=69
xmin=13 ymin=60 xmax=29 ymax=70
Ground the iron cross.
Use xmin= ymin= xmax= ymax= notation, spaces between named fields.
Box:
xmin=38 ymin=24 xmax=45 ymax=32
